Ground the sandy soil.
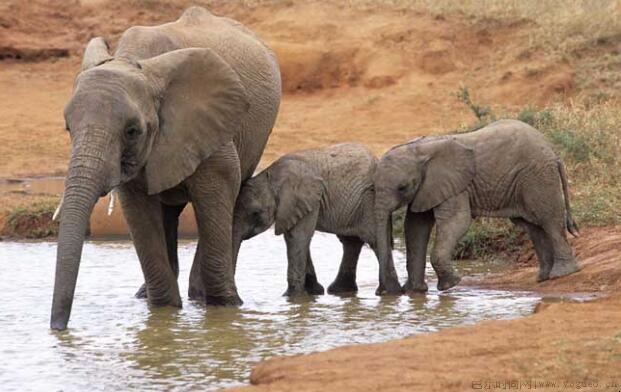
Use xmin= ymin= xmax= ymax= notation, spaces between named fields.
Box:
xmin=230 ymin=228 xmax=621 ymax=392
xmin=0 ymin=0 xmax=587 ymax=233
xmin=0 ymin=0 xmax=578 ymax=179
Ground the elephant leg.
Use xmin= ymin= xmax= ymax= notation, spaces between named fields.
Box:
xmin=518 ymin=165 xmax=579 ymax=280
xmin=432 ymin=192 xmax=472 ymax=291
xmin=304 ymin=250 xmax=325 ymax=295
xmin=327 ymin=235 xmax=363 ymax=294
xmin=188 ymin=242 xmax=204 ymax=300
xmin=372 ymin=214 xmax=403 ymax=296
xmin=403 ymin=209 xmax=435 ymax=293
xmin=544 ymin=222 xmax=580 ymax=280
xmin=283 ymin=209 xmax=319 ymax=297
xmin=186 ymin=142 xmax=242 ymax=306
xmin=135 ymin=203 xmax=186 ymax=299
xmin=328 ymin=235 xmax=363 ymax=294
xmin=511 ymin=218 xmax=554 ymax=282
xmin=119 ymin=180 xmax=181 ymax=307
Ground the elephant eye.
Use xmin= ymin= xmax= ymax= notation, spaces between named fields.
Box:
xmin=125 ymin=125 xmax=141 ymax=139
xmin=398 ymin=183 xmax=409 ymax=192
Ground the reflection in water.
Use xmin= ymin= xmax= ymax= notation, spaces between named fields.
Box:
xmin=0 ymin=233 xmax=540 ymax=391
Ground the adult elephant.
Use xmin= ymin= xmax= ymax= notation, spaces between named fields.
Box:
xmin=51 ymin=7 xmax=281 ymax=330
xmin=373 ymin=120 xmax=580 ymax=293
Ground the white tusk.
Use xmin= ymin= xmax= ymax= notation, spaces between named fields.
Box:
xmin=52 ymin=193 xmax=64 ymax=222
xmin=107 ymin=189 xmax=117 ymax=216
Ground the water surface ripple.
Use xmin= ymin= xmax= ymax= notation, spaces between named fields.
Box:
xmin=0 ymin=232 xmax=539 ymax=391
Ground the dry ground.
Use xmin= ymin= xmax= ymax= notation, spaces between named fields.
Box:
xmin=1 ymin=0 xmax=603 ymax=179
xmin=3 ymin=0 xmax=618 ymax=231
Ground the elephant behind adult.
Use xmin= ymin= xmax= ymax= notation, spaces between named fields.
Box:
xmin=373 ymin=119 xmax=580 ymax=293
xmin=51 ymin=7 xmax=281 ymax=330
xmin=231 ymin=143 xmax=402 ymax=297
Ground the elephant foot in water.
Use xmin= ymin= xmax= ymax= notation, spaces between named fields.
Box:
xmin=203 ymin=293 xmax=243 ymax=306
xmin=283 ymin=276 xmax=325 ymax=297
xmin=327 ymin=274 xmax=358 ymax=294
xmin=304 ymin=273 xmax=325 ymax=295
xmin=188 ymin=281 xmax=243 ymax=306
xmin=375 ymin=276 xmax=404 ymax=296
xmin=436 ymin=272 xmax=461 ymax=291
xmin=135 ymin=283 xmax=147 ymax=299
xmin=402 ymin=279 xmax=428 ymax=294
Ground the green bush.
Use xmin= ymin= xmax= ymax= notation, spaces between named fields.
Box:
xmin=404 ymin=93 xmax=621 ymax=260
xmin=6 ymin=201 xmax=59 ymax=239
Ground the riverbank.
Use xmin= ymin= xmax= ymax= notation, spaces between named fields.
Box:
xmin=229 ymin=226 xmax=621 ymax=391
xmin=2 ymin=0 xmax=620 ymax=239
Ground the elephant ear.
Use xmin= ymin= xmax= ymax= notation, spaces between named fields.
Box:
xmin=140 ymin=48 xmax=250 ymax=194
xmin=410 ymin=138 xmax=475 ymax=212
xmin=272 ymin=162 xmax=325 ymax=235
xmin=81 ymin=37 xmax=112 ymax=71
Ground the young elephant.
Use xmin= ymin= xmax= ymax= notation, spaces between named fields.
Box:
xmin=373 ymin=119 xmax=580 ymax=293
xmin=232 ymin=143 xmax=402 ymax=297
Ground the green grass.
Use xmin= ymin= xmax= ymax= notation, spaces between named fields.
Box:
xmin=400 ymin=90 xmax=621 ymax=259
xmin=514 ymin=101 xmax=621 ymax=227
xmin=6 ymin=200 xmax=59 ymax=239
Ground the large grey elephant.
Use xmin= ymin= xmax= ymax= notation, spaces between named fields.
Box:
xmin=51 ymin=7 xmax=281 ymax=330
xmin=232 ymin=143 xmax=402 ymax=296
xmin=373 ymin=119 xmax=580 ymax=293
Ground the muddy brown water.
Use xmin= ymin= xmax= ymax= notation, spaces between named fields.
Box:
xmin=0 ymin=232 xmax=545 ymax=391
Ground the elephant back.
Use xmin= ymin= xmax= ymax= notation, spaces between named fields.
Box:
xmin=456 ymin=119 xmax=560 ymax=213
xmin=308 ymin=143 xmax=377 ymax=235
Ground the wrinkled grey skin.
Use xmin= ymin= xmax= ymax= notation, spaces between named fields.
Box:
xmin=51 ymin=7 xmax=281 ymax=330
xmin=374 ymin=119 xmax=580 ymax=293
xmin=232 ymin=143 xmax=402 ymax=297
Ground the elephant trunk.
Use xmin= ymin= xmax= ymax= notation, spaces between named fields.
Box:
xmin=231 ymin=222 xmax=244 ymax=272
xmin=51 ymin=130 xmax=116 ymax=330
xmin=375 ymin=209 xmax=393 ymax=280
xmin=373 ymin=194 xmax=402 ymax=294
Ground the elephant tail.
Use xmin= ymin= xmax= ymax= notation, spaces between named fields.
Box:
xmin=557 ymin=159 xmax=580 ymax=237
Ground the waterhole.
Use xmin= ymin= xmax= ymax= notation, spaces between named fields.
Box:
xmin=0 ymin=233 xmax=540 ymax=391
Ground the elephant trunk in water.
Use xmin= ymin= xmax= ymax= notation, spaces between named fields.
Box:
xmin=373 ymin=205 xmax=402 ymax=295
xmin=51 ymin=130 xmax=117 ymax=330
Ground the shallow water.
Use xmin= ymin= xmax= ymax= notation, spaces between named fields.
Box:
xmin=0 ymin=232 xmax=540 ymax=391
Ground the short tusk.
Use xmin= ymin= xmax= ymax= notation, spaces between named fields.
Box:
xmin=52 ymin=193 xmax=64 ymax=222
xmin=107 ymin=189 xmax=117 ymax=216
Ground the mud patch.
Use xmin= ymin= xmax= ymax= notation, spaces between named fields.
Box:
xmin=275 ymin=43 xmax=364 ymax=93
xmin=0 ymin=46 xmax=69 ymax=62
xmin=420 ymin=49 xmax=457 ymax=75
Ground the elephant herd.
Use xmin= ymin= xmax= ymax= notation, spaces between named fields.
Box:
xmin=50 ymin=7 xmax=580 ymax=330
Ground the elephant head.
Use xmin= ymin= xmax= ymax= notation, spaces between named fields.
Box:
xmin=372 ymin=137 xmax=475 ymax=287
xmin=232 ymin=159 xmax=324 ymax=265
xmin=232 ymin=172 xmax=277 ymax=264
xmin=51 ymin=37 xmax=250 ymax=330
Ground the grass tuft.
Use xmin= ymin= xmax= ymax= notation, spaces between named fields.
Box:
xmin=5 ymin=200 xmax=59 ymax=239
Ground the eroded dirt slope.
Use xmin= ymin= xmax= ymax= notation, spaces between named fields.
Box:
xmin=0 ymin=0 xmax=584 ymax=178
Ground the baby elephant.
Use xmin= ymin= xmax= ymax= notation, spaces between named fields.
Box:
xmin=232 ymin=143 xmax=402 ymax=297
xmin=373 ymin=119 xmax=580 ymax=293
